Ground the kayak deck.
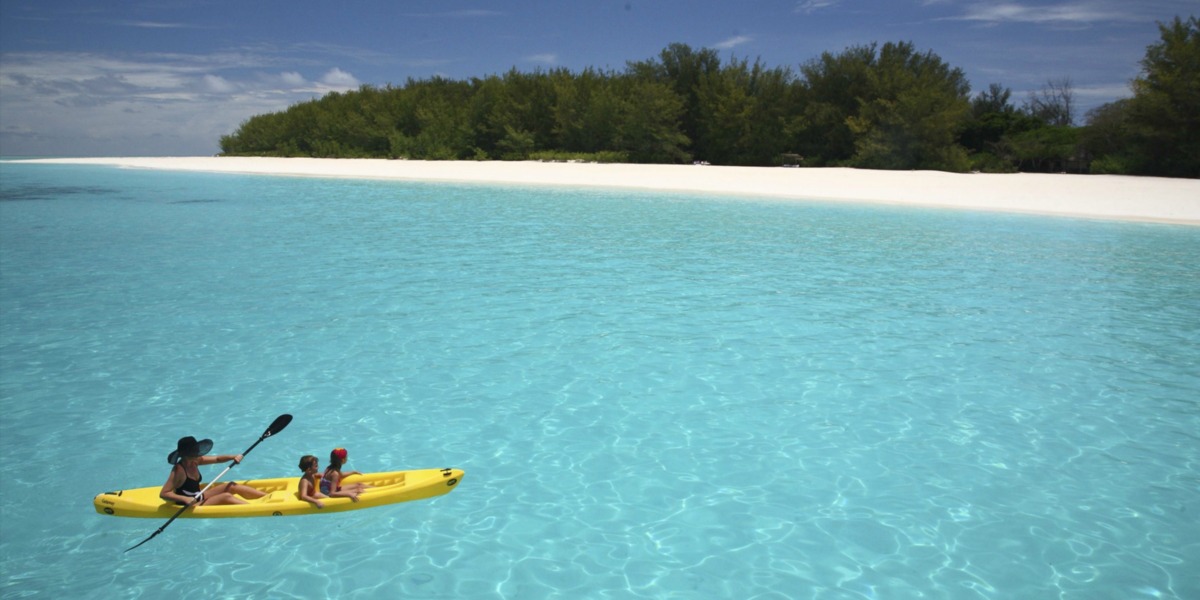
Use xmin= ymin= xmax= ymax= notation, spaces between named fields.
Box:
xmin=94 ymin=468 xmax=464 ymax=518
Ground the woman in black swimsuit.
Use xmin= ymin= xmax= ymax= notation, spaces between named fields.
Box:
xmin=158 ymin=436 xmax=267 ymax=506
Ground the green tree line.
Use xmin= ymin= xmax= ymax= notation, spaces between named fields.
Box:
xmin=220 ymin=16 xmax=1198 ymax=177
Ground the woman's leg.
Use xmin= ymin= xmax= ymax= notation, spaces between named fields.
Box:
xmin=219 ymin=482 xmax=266 ymax=499
xmin=199 ymin=491 xmax=247 ymax=505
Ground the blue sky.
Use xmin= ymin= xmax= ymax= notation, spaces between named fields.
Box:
xmin=1 ymin=0 xmax=1193 ymax=156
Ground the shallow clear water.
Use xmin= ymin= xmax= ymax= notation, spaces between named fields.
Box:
xmin=1 ymin=162 xmax=1197 ymax=599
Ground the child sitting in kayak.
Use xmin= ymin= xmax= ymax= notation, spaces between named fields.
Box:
xmin=321 ymin=447 xmax=368 ymax=502
xmin=297 ymin=455 xmax=327 ymax=509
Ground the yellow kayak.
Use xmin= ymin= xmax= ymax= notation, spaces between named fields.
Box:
xmin=94 ymin=468 xmax=464 ymax=518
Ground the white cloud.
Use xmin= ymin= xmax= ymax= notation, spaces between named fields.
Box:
xmin=319 ymin=67 xmax=359 ymax=89
xmin=525 ymin=53 xmax=558 ymax=64
xmin=401 ymin=10 xmax=503 ymax=18
xmin=280 ymin=71 xmax=307 ymax=87
xmin=714 ymin=35 xmax=753 ymax=50
xmin=794 ymin=0 xmax=840 ymax=14
xmin=447 ymin=10 xmax=502 ymax=17
xmin=951 ymin=2 xmax=1147 ymax=24
xmin=202 ymin=74 xmax=236 ymax=93
xmin=116 ymin=21 xmax=187 ymax=29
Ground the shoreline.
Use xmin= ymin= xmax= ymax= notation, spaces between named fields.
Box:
xmin=12 ymin=156 xmax=1200 ymax=225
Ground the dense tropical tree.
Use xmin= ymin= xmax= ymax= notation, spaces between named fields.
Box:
xmin=1080 ymin=99 xmax=1134 ymax=173
xmin=960 ymin=84 xmax=1031 ymax=171
xmin=845 ymin=42 xmax=972 ymax=170
xmin=1076 ymin=15 xmax=1198 ymax=177
xmin=627 ymin=44 xmax=721 ymax=159
xmin=611 ymin=78 xmax=691 ymax=163
xmin=1126 ymin=16 xmax=1200 ymax=177
xmin=695 ymin=57 xmax=800 ymax=165
xmin=795 ymin=42 xmax=971 ymax=170
xmin=999 ymin=126 xmax=1083 ymax=172
xmin=795 ymin=45 xmax=876 ymax=165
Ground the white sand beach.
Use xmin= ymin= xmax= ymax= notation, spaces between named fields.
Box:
xmin=15 ymin=156 xmax=1200 ymax=224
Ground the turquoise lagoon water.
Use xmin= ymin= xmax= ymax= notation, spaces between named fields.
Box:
xmin=0 ymin=162 xmax=1197 ymax=599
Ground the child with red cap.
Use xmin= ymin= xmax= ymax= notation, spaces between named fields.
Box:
xmin=319 ymin=447 xmax=369 ymax=502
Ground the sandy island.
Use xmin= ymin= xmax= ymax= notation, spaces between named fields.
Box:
xmin=14 ymin=156 xmax=1200 ymax=225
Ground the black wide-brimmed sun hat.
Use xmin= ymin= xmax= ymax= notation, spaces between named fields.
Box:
xmin=167 ymin=436 xmax=213 ymax=464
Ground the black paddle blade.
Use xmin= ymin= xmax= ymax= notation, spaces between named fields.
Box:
xmin=124 ymin=506 xmax=187 ymax=553
xmin=265 ymin=414 xmax=292 ymax=437
xmin=124 ymin=536 xmax=153 ymax=553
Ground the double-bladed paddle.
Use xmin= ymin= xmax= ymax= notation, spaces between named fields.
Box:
xmin=124 ymin=414 xmax=293 ymax=553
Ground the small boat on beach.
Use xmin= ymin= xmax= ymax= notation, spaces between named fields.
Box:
xmin=94 ymin=468 xmax=464 ymax=518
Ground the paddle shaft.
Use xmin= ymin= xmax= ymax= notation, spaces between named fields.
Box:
xmin=190 ymin=427 xmax=285 ymax=498
xmin=124 ymin=414 xmax=292 ymax=553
